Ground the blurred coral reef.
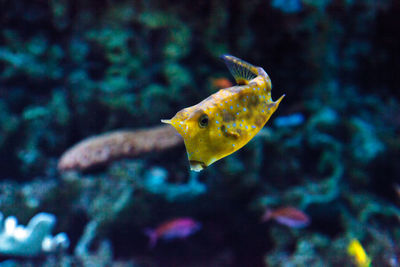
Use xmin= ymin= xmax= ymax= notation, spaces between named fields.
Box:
xmin=0 ymin=0 xmax=400 ymax=266
xmin=0 ymin=212 xmax=69 ymax=257
xmin=58 ymin=125 xmax=182 ymax=171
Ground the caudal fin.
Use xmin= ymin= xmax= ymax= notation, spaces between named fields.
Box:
xmin=261 ymin=209 xmax=273 ymax=222
xmin=144 ymin=228 xmax=158 ymax=249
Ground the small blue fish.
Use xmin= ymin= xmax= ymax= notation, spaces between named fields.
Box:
xmin=274 ymin=113 xmax=304 ymax=128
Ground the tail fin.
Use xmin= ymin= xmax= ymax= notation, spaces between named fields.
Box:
xmin=144 ymin=228 xmax=158 ymax=249
xmin=221 ymin=55 xmax=258 ymax=85
xmin=261 ymin=209 xmax=273 ymax=222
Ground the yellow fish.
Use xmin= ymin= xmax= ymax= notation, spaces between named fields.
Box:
xmin=347 ymin=239 xmax=371 ymax=267
xmin=162 ymin=55 xmax=285 ymax=171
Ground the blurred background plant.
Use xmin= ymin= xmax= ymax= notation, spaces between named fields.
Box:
xmin=0 ymin=0 xmax=399 ymax=266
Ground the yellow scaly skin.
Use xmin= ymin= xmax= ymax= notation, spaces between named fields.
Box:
xmin=162 ymin=56 xmax=284 ymax=171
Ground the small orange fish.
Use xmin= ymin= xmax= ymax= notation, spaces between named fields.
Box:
xmin=262 ymin=206 xmax=310 ymax=228
xmin=211 ymin=77 xmax=233 ymax=89
xmin=144 ymin=217 xmax=201 ymax=248
xmin=162 ymin=55 xmax=285 ymax=171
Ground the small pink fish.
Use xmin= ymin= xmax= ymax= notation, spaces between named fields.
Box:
xmin=262 ymin=206 xmax=310 ymax=228
xmin=144 ymin=217 xmax=201 ymax=248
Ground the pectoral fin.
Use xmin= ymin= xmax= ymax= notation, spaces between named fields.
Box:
xmin=221 ymin=125 xmax=240 ymax=139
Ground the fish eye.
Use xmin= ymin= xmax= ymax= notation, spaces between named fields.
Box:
xmin=198 ymin=114 xmax=209 ymax=128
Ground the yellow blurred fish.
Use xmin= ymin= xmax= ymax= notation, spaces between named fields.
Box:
xmin=162 ymin=55 xmax=285 ymax=171
xmin=348 ymin=239 xmax=371 ymax=267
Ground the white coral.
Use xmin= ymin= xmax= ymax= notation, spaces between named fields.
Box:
xmin=0 ymin=212 xmax=69 ymax=257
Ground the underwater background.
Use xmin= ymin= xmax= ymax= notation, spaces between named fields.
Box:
xmin=0 ymin=0 xmax=400 ymax=266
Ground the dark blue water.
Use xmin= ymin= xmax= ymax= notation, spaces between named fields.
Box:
xmin=0 ymin=0 xmax=399 ymax=266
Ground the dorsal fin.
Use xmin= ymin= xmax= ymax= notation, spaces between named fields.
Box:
xmin=221 ymin=55 xmax=259 ymax=85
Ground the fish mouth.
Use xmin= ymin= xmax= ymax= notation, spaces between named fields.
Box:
xmin=189 ymin=160 xmax=207 ymax=172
